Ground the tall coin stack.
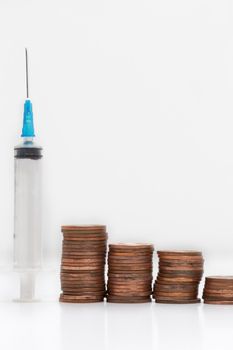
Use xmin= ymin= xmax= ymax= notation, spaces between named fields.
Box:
xmin=153 ymin=250 xmax=204 ymax=304
xmin=203 ymin=276 xmax=233 ymax=305
xmin=107 ymin=243 xmax=154 ymax=303
xmin=60 ymin=225 xmax=107 ymax=303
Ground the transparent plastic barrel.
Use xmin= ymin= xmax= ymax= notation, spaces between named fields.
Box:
xmin=14 ymin=141 xmax=42 ymax=271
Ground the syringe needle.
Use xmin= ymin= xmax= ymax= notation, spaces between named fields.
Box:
xmin=25 ymin=48 xmax=29 ymax=99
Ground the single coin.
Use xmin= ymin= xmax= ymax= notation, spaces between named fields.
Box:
xmin=159 ymin=265 xmax=203 ymax=272
xmin=109 ymin=291 xmax=151 ymax=297
xmin=109 ymin=243 xmax=154 ymax=250
xmin=154 ymin=293 xmax=198 ymax=300
xmin=61 ymin=274 xmax=105 ymax=280
xmin=108 ymin=279 xmax=151 ymax=285
xmin=62 ymin=250 xmax=106 ymax=256
xmin=63 ymin=241 xmax=107 ymax=247
xmin=108 ymin=263 xmax=152 ymax=269
xmin=157 ymin=274 xmax=202 ymax=281
xmin=107 ymin=283 xmax=152 ymax=290
xmin=155 ymin=298 xmax=201 ymax=304
xmin=62 ymin=257 xmax=105 ymax=262
xmin=59 ymin=294 xmax=104 ymax=303
xmin=62 ymin=265 xmax=104 ymax=271
xmin=156 ymin=277 xmax=201 ymax=284
xmin=61 ymin=262 xmax=105 ymax=267
xmin=205 ymin=276 xmax=233 ymax=284
xmin=108 ymin=272 xmax=152 ymax=279
xmin=62 ymin=231 xmax=107 ymax=237
xmin=108 ymin=258 xmax=152 ymax=264
xmin=154 ymin=286 xmax=198 ymax=293
xmin=62 ymin=231 xmax=107 ymax=236
xmin=61 ymin=261 xmax=105 ymax=267
xmin=154 ymin=291 xmax=197 ymax=298
xmin=159 ymin=260 xmax=204 ymax=266
xmin=158 ymin=269 xmax=203 ymax=276
xmin=109 ymin=252 xmax=153 ymax=258
xmin=158 ymin=250 xmax=202 ymax=256
xmin=62 ymin=236 xmax=107 ymax=242
xmin=204 ymin=300 xmax=233 ymax=305
xmin=59 ymin=293 xmax=105 ymax=300
xmin=61 ymin=285 xmax=105 ymax=290
xmin=61 ymin=225 xmax=106 ymax=231
xmin=61 ymin=289 xmax=105 ymax=294
xmin=158 ymin=255 xmax=203 ymax=261
xmin=202 ymin=295 xmax=233 ymax=301
xmin=106 ymin=295 xmax=151 ymax=303
xmin=203 ymin=288 xmax=233 ymax=295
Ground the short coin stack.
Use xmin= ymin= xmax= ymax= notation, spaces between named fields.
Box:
xmin=153 ymin=250 xmax=204 ymax=304
xmin=60 ymin=225 xmax=107 ymax=303
xmin=107 ymin=243 xmax=154 ymax=303
xmin=203 ymin=276 xmax=233 ymax=305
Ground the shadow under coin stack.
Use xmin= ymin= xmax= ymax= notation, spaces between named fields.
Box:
xmin=60 ymin=225 xmax=107 ymax=303
xmin=153 ymin=250 xmax=204 ymax=304
xmin=107 ymin=243 xmax=154 ymax=303
xmin=203 ymin=276 xmax=233 ymax=305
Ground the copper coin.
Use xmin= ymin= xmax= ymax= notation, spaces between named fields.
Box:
xmin=62 ymin=237 xmax=107 ymax=242
xmin=202 ymin=295 xmax=233 ymax=301
xmin=108 ymin=272 xmax=152 ymax=278
xmin=61 ymin=284 xmax=105 ymax=290
xmin=61 ymin=263 xmax=105 ymax=268
xmin=204 ymin=300 xmax=233 ymax=305
xmin=159 ymin=265 xmax=203 ymax=271
xmin=159 ymin=260 xmax=204 ymax=266
xmin=110 ymin=243 xmax=153 ymax=250
xmin=155 ymin=298 xmax=201 ymax=304
xmin=62 ymin=231 xmax=107 ymax=237
xmin=108 ymin=279 xmax=152 ymax=285
xmin=108 ymin=258 xmax=152 ymax=264
xmin=203 ymin=288 xmax=233 ymax=295
xmin=154 ymin=284 xmax=198 ymax=292
xmin=156 ymin=277 xmax=201 ymax=284
xmin=109 ymin=252 xmax=153 ymax=258
xmin=157 ymin=273 xmax=202 ymax=280
xmin=158 ymin=255 xmax=203 ymax=261
xmin=61 ymin=265 xmax=104 ymax=271
xmin=109 ymin=290 xmax=151 ymax=297
xmin=205 ymin=276 xmax=233 ymax=283
xmin=62 ymin=251 xmax=106 ymax=256
xmin=59 ymin=294 xmax=104 ymax=303
xmin=154 ymin=291 xmax=197 ymax=297
xmin=107 ymin=283 xmax=151 ymax=290
xmin=63 ymin=241 xmax=107 ymax=247
xmin=106 ymin=295 xmax=151 ymax=303
xmin=158 ymin=250 xmax=202 ymax=256
xmin=61 ymin=225 xmax=106 ymax=231
xmin=109 ymin=264 xmax=152 ymax=269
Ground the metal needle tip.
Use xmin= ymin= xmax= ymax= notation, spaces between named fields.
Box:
xmin=25 ymin=48 xmax=29 ymax=99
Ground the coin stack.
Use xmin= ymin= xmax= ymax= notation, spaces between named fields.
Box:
xmin=59 ymin=225 xmax=107 ymax=303
xmin=203 ymin=276 xmax=233 ymax=305
xmin=153 ymin=250 xmax=204 ymax=304
xmin=107 ymin=243 xmax=154 ymax=303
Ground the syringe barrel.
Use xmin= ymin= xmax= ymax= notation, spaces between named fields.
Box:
xmin=14 ymin=140 xmax=42 ymax=270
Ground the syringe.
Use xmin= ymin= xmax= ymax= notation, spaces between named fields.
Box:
xmin=14 ymin=49 xmax=43 ymax=301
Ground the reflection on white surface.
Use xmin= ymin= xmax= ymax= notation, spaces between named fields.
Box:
xmin=105 ymin=303 xmax=154 ymax=350
xmin=152 ymin=304 xmax=202 ymax=350
xmin=0 ymin=272 xmax=233 ymax=350
xmin=0 ymin=300 xmax=233 ymax=350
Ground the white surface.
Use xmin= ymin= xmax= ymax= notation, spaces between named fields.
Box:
xmin=1 ymin=299 xmax=233 ymax=350
xmin=0 ymin=0 xmax=233 ymax=262
xmin=0 ymin=259 xmax=232 ymax=350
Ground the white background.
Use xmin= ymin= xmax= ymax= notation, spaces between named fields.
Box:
xmin=0 ymin=0 xmax=233 ymax=349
